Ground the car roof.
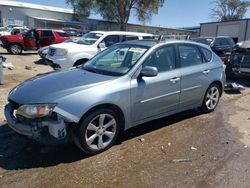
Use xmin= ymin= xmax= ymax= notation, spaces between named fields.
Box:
xmin=119 ymin=39 xmax=212 ymax=50
xmin=90 ymin=31 xmax=153 ymax=36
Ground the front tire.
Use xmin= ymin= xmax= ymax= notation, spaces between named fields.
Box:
xmin=201 ymin=83 xmax=221 ymax=113
xmin=8 ymin=43 xmax=22 ymax=55
xmin=74 ymin=108 xmax=120 ymax=155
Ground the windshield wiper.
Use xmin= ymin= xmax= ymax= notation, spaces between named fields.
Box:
xmin=83 ymin=66 xmax=98 ymax=73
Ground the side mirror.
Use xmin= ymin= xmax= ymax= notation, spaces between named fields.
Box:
xmin=98 ymin=42 xmax=106 ymax=49
xmin=140 ymin=66 xmax=158 ymax=77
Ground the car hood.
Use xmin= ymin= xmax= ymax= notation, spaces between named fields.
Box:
xmin=8 ymin=68 xmax=115 ymax=104
xmin=50 ymin=42 xmax=93 ymax=52
xmin=0 ymin=35 xmax=23 ymax=40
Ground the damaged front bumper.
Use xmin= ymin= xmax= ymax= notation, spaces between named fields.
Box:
xmin=4 ymin=103 xmax=75 ymax=145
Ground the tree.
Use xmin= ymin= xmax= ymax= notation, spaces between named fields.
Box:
xmin=211 ymin=0 xmax=250 ymax=21
xmin=66 ymin=0 xmax=165 ymax=31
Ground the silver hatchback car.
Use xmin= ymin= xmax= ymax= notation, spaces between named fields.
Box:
xmin=5 ymin=40 xmax=225 ymax=155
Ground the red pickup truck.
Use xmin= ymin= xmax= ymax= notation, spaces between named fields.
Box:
xmin=0 ymin=29 xmax=70 ymax=55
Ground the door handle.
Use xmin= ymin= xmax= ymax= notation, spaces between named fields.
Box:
xmin=203 ymin=70 xmax=210 ymax=74
xmin=170 ymin=77 xmax=180 ymax=83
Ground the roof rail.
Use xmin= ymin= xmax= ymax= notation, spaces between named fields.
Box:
xmin=156 ymin=34 xmax=191 ymax=41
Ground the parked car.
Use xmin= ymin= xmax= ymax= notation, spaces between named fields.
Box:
xmin=192 ymin=37 xmax=213 ymax=46
xmin=38 ymin=37 xmax=81 ymax=60
xmin=37 ymin=46 xmax=50 ymax=60
xmin=225 ymin=40 xmax=250 ymax=79
xmin=45 ymin=31 xmax=154 ymax=70
xmin=210 ymin=36 xmax=236 ymax=59
xmin=0 ymin=29 xmax=70 ymax=55
xmin=5 ymin=40 xmax=225 ymax=155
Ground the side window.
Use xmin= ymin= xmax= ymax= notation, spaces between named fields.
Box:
xmin=102 ymin=35 xmax=120 ymax=47
xmin=25 ymin=30 xmax=34 ymax=38
xmin=142 ymin=36 xmax=154 ymax=39
xmin=143 ymin=45 xmax=176 ymax=72
xmin=57 ymin=32 xmax=69 ymax=37
xmin=178 ymin=44 xmax=203 ymax=67
xmin=121 ymin=35 xmax=139 ymax=42
xmin=201 ymin=47 xmax=212 ymax=62
xmin=41 ymin=30 xmax=54 ymax=37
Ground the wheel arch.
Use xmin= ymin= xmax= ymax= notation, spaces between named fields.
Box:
xmin=78 ymin=103 xmax=125 ymax=131
xmin=210 ymin=80 xmax=223 ymax=96
xmin=73 ymin=58 xmax=89 ymax=66
xmin=8 ymin=42 xmax=24 ymax=49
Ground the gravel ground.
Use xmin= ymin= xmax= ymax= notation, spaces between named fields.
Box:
xmin=0 ymin=49 xmax=52 ymax=121
xmin=0 ymin=48 xmax=250 ymax=188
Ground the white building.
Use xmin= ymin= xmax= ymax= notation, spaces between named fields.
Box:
xmin=200 ymin=19 xmax=250 ymax=43
xmin=0 ymin=0 xmax=197 ymax=36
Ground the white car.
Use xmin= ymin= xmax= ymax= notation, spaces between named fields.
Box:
xmin=45 ymin=31 xmax=154 ymax=70
xmin=0 ymin=26 xmax=28 ymax=36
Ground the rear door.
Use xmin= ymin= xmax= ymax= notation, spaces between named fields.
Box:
xmin=131 ymin=44 xmax=181 ymax=122
xmin=177 ymin=44 xmax=211 ymax=108
xmin=39 ymin=30 xmax=55 ymax=47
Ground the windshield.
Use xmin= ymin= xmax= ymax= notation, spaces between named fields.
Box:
xmin=83 ymin=44 xmax=148 ymax=76
xmin=75 ymin=32 xmax=103 ymax=45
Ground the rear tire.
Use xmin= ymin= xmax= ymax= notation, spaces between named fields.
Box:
xmin=74 ymin=108 xmax=120 ymax=155
xmin=8 ymin=43 xmax=22 ymax=55
xmin=201 ymin=83 xmax=221 ymax=113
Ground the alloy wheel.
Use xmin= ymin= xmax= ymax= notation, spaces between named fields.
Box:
xmin=11 ymin=45 xmax=22 ymax=54
xmin=85 ymin=113 xmax=117 ymax=150
xmin=205 ymin=86 xmax=220 ymax=110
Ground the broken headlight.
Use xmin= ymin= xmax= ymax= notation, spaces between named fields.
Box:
xmin=16 ymin=104 xmax=57 ymax=119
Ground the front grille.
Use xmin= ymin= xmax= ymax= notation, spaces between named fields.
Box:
xmin=48 ymin=48 xmax=56 ymax=56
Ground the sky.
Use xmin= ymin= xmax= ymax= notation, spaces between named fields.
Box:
xmin=11 ymin=0 xmax=250 ymax=28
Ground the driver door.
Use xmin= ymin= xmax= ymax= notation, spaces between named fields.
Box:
xmin=23 ymin=30 xmax=36 ymax=50
xmin=130 ymin=45 xmax=181 ymax=122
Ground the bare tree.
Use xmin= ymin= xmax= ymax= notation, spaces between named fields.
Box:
xmin=67 ymin=0 xmax=165 ymax=31
xmin=211 ymin=0 xmax=250 ymax=21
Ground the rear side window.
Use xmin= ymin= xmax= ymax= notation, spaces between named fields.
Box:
xmin=57 ymin=32 xmax=69 ymax=37
xmin=103 ymin=35 xmax=120 ymax=47
xmin=41 ymin=30 xmax=54 ymax=37
xmin=178 ymin=44 xmax=203 ymax=67
xmin=142 ymin=36 xmax=155 ymax=39
xmin=121 ymin=35 xmax=139 ymax=42
xmin=201 ymin=47 xmax=212 ymax=62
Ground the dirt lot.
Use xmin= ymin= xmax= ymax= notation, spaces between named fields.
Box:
xmin=0 ymin=48 xmax=250 ymax=188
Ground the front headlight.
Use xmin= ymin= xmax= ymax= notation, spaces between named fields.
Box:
xmin=55 ymin=48 xmax=68 ymax=56
xmin=16 ymin=104 xmax=57 ymax=119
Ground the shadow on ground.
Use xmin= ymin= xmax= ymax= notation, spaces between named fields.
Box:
xmin=34 ymin=59 xmax=47 ymax=65
xmin=0 ymin=109 xmax=201 ymax=170
xmin=0 ymin=52 xmax=37 ymax=56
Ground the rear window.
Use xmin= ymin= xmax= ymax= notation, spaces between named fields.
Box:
xmin=57 ymin=32 xmax=69 ymax=37
xmin=201 ymin=47 xmax=212 ymax=62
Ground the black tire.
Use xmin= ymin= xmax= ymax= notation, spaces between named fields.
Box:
xmin=8 ymin=43 xmax=22 ymax=55
xmin=73 ymin=59 xmax=88 ymax=67
xmin=74 ymin=108 xmax=121 ymax=155
xmin=201 ymin=83 xmax=221 ymax=113
xmin=225 ymin=66 xmax=236 ymax=80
